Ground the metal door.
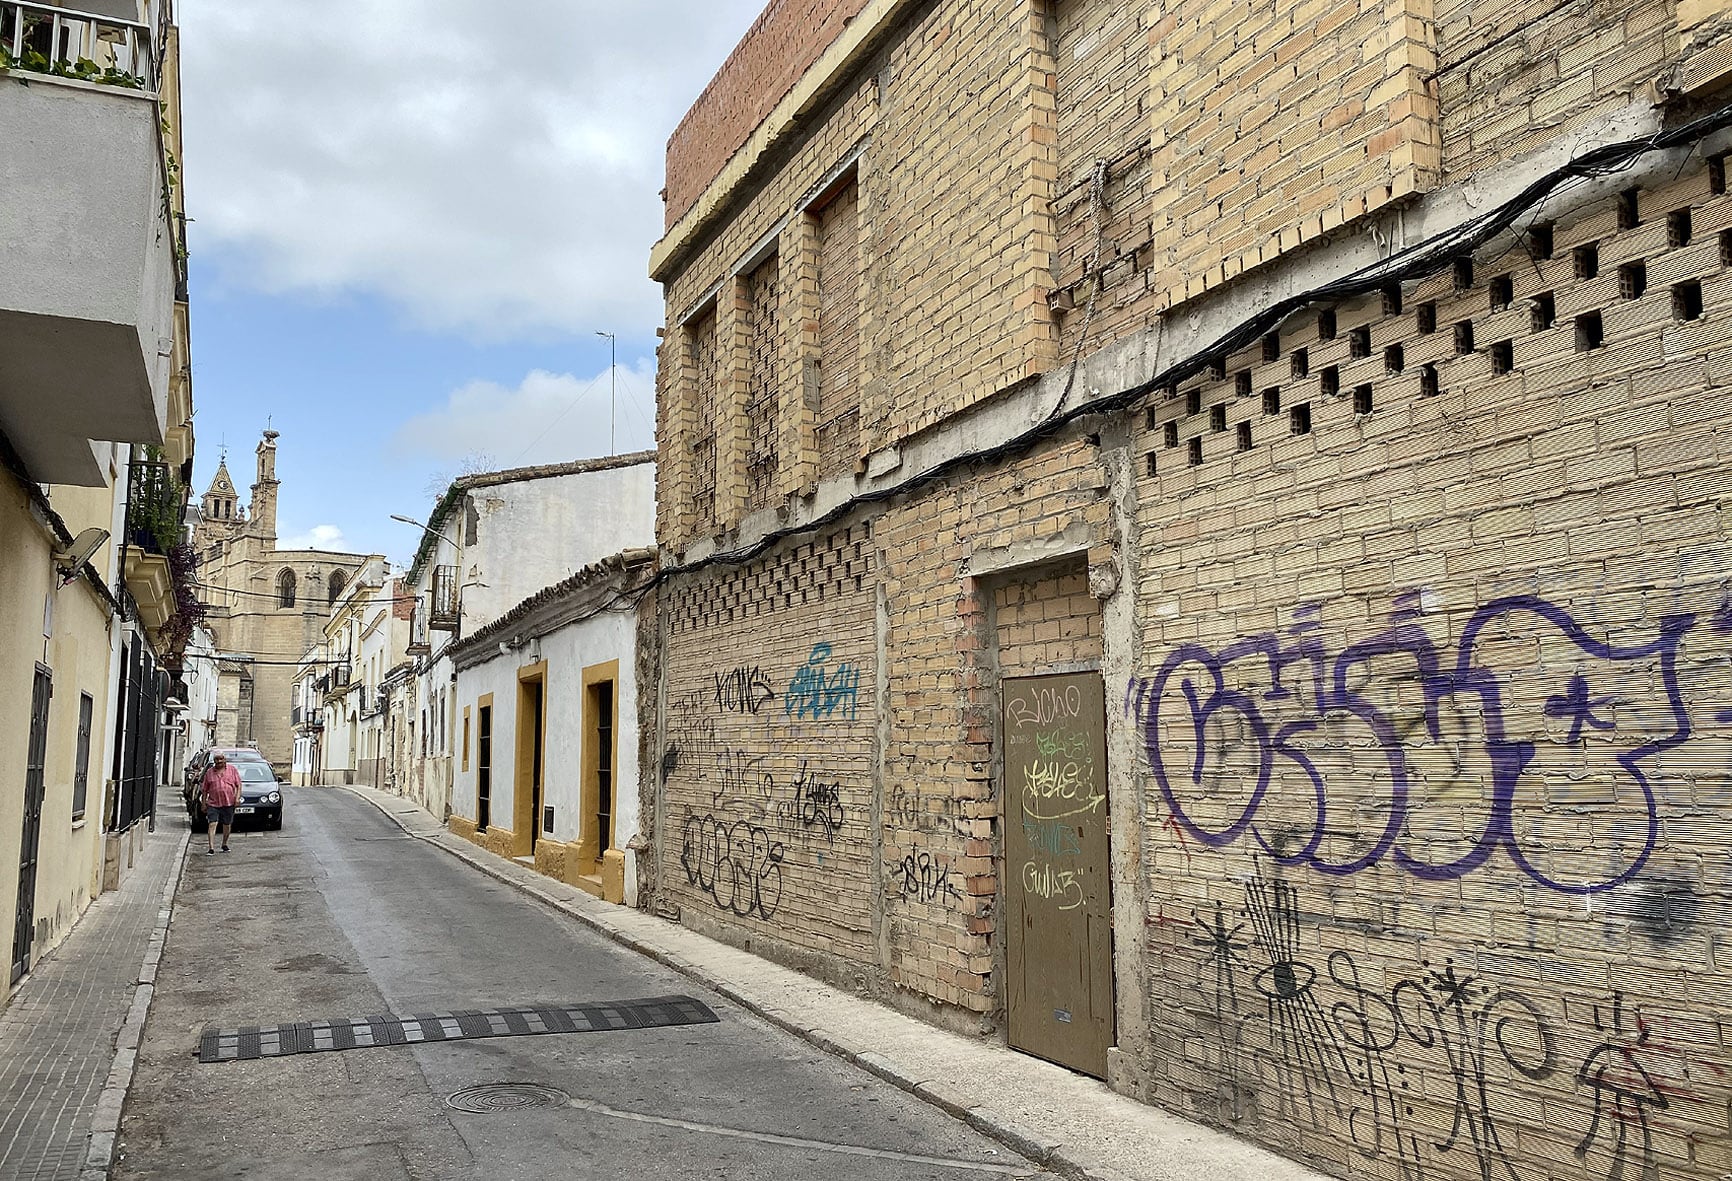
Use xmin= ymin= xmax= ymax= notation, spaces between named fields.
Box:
xmin=12 ymin=667 xmax=52 ymax=984
xmin=1003 ymin=672 xmax=1113 ymax=1077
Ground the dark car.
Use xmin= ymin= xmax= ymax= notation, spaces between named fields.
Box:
xmin=185 ymin=745 xmax=268 ymax=788
xmin=191 ymin=760 xmax=284 ymax=830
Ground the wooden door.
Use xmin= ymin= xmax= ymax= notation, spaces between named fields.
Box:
xmin=1003 ymin=672 xmax=1113 ymax=1077
xmin=12 ymin=667 xmax=51 ymax=984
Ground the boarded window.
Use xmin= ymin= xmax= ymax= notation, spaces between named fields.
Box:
xmin=688 ymin=309 xmax=718 ymax=529
xmin=815 ymin=178 xmax=860 ymax=477
xmin=744 ymin=256 xmax=780 ymax=511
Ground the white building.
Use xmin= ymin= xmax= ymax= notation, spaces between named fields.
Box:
xmin=449 ymin=549 xmax=655 ymax=904
xmin=395 ymin=453 xmax=655 ymax=823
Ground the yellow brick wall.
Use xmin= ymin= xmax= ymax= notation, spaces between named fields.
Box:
xmin=658 ymin=525 xmax=878 ymax=969
xmin=1128 ymin=162 xmax=1732 ymax=1181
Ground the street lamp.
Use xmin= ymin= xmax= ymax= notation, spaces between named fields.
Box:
xmin=389 ymin=513 xmax=455 ymax=552
xmin=595 ymin=331 xmax=615 ymax=456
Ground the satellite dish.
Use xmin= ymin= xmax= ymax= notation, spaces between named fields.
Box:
xmin=54 ymin=528 xmax=109 ymax=577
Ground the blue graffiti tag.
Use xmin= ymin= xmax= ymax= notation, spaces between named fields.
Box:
xmin=1131 ymin=594 xmax=1693 ymax=894
xmin=784 ymin=643 xmax=861 ymax=722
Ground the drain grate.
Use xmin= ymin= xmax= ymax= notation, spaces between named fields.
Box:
xmin=446 ymin=1083 xmax=568 ymax=1113
xmin=198 ymin=994 xmax=718 ymax=1063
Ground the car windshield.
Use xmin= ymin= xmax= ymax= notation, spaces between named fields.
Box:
xmin=238 ymin=763 xmax=275 ymax=783
xmin=223 ymin=750 xmax=267 ymax=762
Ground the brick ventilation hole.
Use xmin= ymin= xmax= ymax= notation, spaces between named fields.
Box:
xmin=1531 ymin=291 xmax=1556 ymax=333
xmin=1454 ymin=320 xmax=1475 ymax=354
xmin=1164 ymin=420 xmax=1180 ymax=448
xmin=1669 ymin=208 xmax=1693 ymax=249
xmin=1145 ymin=451 xmax=1159 ymax=477
xmin=1382 ymin=285 xmax=1402 ymax=316
xmin=1353 ymin=384 xmax=1374 ymax=414
xmin=1721 ymin=229 xmax=1732 ymax=267
xmin=1144 ymin=406 xmax=1159 ymax=433
xmin=1262 ymin=388 xmax=1281 ymax=415
xmin=1209 ymin=404 xmax=1227 ymax=432
xmin=1712 ymin=153 xmax=1727 ymax=196
xmin=1262 ymin=332 xmax=1280 ymax=363
xmin=1385 ymin=344 xmax=1404 ymax=373
xmin=1575 ymin=243 xmax=1599 ymax=279
xmin=1528 ymin=222 xmax=1554 ymax=259
xmin=1208 ymin=356 xmax=1227 ymax=381
xmin=1617 ymin=187 xmax=1640 ymax=230
xmin=1236 ymin=421 xmax=1253 ymax=452
xmin=1619 ymin=261 xmax=1646 ymax=301
xmin=1317 ymin=308 xmax=1337 ymax=340
xmin=1416 ymin=301 xmax=1437 ymax=334
xmin=1420 ymin=363 xmax=1439 ymax=398
xmin=1235 ymin=370 xmax=1252 ymax=399
xmin=1290 ymin=402 xmax=1312 ymax=434
xmin=1673 ymin=280 xmax=1703 ymax=322
xmin=1576 ymin=310 xmax=1604 ymax=351
xmin=1187 ymin=436 xmax=1203 ymax=466
xmin=1185 ymin=388 xmax=1202 ymax=416
xmin=1320 ymin=366 xmax=1340 ymax=397
xmin=1491 ymin=340 xmax=1514 ymax=375
xmin=1291 ymin=347 xmax=1309 ymax=378
xmin=1350 ymin=325 xmax=1372 ymax=358
xmin=1453 ymin=257 xmax=1473 ymax=291
xmin=1490 ymin=274 xmax=1513 ymax=310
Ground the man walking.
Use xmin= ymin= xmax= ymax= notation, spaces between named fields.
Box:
xmin=199 ymin=753 xmax=242 ymax=855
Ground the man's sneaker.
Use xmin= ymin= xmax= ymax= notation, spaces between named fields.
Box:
xmin=205 ymin=848 xmax=216 ymax=856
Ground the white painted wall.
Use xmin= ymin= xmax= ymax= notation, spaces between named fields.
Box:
xmin=453 ymin=609 xmax=640 ymax=902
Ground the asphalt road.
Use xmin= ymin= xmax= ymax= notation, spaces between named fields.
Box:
xmin=115 ymin=786 xmax=1047 ymax=1180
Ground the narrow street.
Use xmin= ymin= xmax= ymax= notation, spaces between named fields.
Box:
xmin=113 ymin=787 xmax=1047 ymax=1180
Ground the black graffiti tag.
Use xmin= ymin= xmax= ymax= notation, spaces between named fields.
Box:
xmin=680 ymin=813 xmax=785 ymax=921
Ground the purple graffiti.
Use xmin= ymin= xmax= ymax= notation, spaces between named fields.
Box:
xmin=1132 ymin=594 xmax=1693 ymax=894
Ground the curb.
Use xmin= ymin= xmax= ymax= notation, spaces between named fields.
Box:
xmin=82 ymin=827 xmax=191 ymax=1180
xmin=338 ymin=786 xmax=1107 ymax=1180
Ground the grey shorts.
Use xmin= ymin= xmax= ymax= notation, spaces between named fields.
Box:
xmin=206 ymin=804 xmax=236 ymax=825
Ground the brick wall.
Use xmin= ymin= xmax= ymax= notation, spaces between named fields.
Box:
xmin=658 ymin=525 xmax=878 ymax=975
xmin=1128 ymin=162 xmax=1732 ymax=1181
xmin=664 ymin=0 xmax=872 ymax=229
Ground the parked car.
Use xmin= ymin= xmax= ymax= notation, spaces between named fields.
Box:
xmin=185 ymin=745 xmax=268 ymax=788
xmin=188 ymin=758 xmax=285 ymax=831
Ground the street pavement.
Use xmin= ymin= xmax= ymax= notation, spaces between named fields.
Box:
xmin=110 ymin=787 xmax=1054 ymax=1180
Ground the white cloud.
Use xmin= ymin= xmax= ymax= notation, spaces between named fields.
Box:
xmin=280 ymin=524 xmax=350 ymax=551
xmin=392 ymin=360 xmax=658 ymax=470
xmin=179 ymin=0 xmax=765 ymax=340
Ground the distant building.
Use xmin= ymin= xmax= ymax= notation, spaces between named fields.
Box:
xmin=193 ymin=431 xmax=369 ymax=771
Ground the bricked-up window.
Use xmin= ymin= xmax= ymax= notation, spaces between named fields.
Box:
xmin=814 ymin=177 xmax=861 ymax=478
xmin=744 ymin=255 xmax=781 ymax=511
xmin=687 ymin=308 xmax=719 ymax=530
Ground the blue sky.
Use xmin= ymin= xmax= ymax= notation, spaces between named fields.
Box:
xmin=179 ymin=0 xmax=765 ymax=565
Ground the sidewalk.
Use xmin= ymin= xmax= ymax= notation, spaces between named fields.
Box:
xmin=0 ymin=813 xmax=187 ymax=1181
xmin=341 ymin=783 xmax=1328 ymax=1181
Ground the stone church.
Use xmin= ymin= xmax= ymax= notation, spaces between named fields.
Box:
xmin=193 ymin=431 xmax=371 ymax=770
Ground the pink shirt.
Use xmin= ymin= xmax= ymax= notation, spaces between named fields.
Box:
xmin=201 ymin=765 xmax=242 ymax=808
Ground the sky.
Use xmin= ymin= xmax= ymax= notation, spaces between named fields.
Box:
xmin=179 ymin=0 xmax=766 ymax=565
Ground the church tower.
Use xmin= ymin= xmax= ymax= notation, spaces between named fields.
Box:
xmin=250 ymin=430 xmax=280 ymax=541
xmin=197 ymin=458 xmax=240 ymax=544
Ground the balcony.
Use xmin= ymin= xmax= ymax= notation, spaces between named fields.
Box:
xmin=429 ymin=565 xmax=460 ymax=631
xmin=120 ymin=458 xmax=180 ymax=635
xmin=0 ymin=1 xmax=176 ymax=486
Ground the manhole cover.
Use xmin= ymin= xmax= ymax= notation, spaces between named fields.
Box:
xmin=446 ymin=1083 xmax=568 ymax=1113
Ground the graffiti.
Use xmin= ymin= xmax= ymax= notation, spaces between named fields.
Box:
xmin=891 ymin=849 xmax=963 ymax=905
xmin=1007 ymin=681 xmax=1083 ymax=728
xmin=1574 ymin=994 xmax=1667 ymax=1181
xmin=1034 ymin=728 xmax=1089 ymax=759
xmin=713 ymin=666 xmax=776 ymax=714
xmin=772 ymin=761 xmax=845 ymax=842
xmin=679 ymin=812 xmax=785 ymax=920
xmin=665 ymin=689 xmax=723 ymax=783
xmin=1022 ymin=757 xmax=1105 ymax=821
xmin=1021 ymin=860 xmax=1084 ymax=910
xmin=1132 ymin=593 xmax=1694 ymax=893
xmin=1198 ymin=875 xmax=1563 ymax=1181
xmin=1022 ymin=819 xmax=1082 ymax=858
xmin=711 ymin=748 xmax=773 ymax=815
xmin=784 ymin=643 xmax=861 ymax=722
xmin=888 ymin=780 xmax=926 ymax=829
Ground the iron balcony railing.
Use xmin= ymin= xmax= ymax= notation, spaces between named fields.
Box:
xmin=124 ymin=460 xmax=180 ymax=556
xmin=1 ymin=2 xmax=158 ymax=91
xmin=429 ymin=565 xmax=460 ymax=631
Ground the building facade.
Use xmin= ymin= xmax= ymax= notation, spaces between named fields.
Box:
xmin=649 ymin=3 xmax=1732 ymax=1179
xmin=193 ymin=431 xmax=370 ymax=772
xmin=0 ymin=0 xmax=196 ymax=996
xmin=303 ymin=558 xmax=408 ymax=787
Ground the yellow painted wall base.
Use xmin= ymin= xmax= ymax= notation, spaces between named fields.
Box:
xmin=451 ymin=817 xmax=625 ymax=903
xmin=600 ymin=849 xmax=626 ymax=905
